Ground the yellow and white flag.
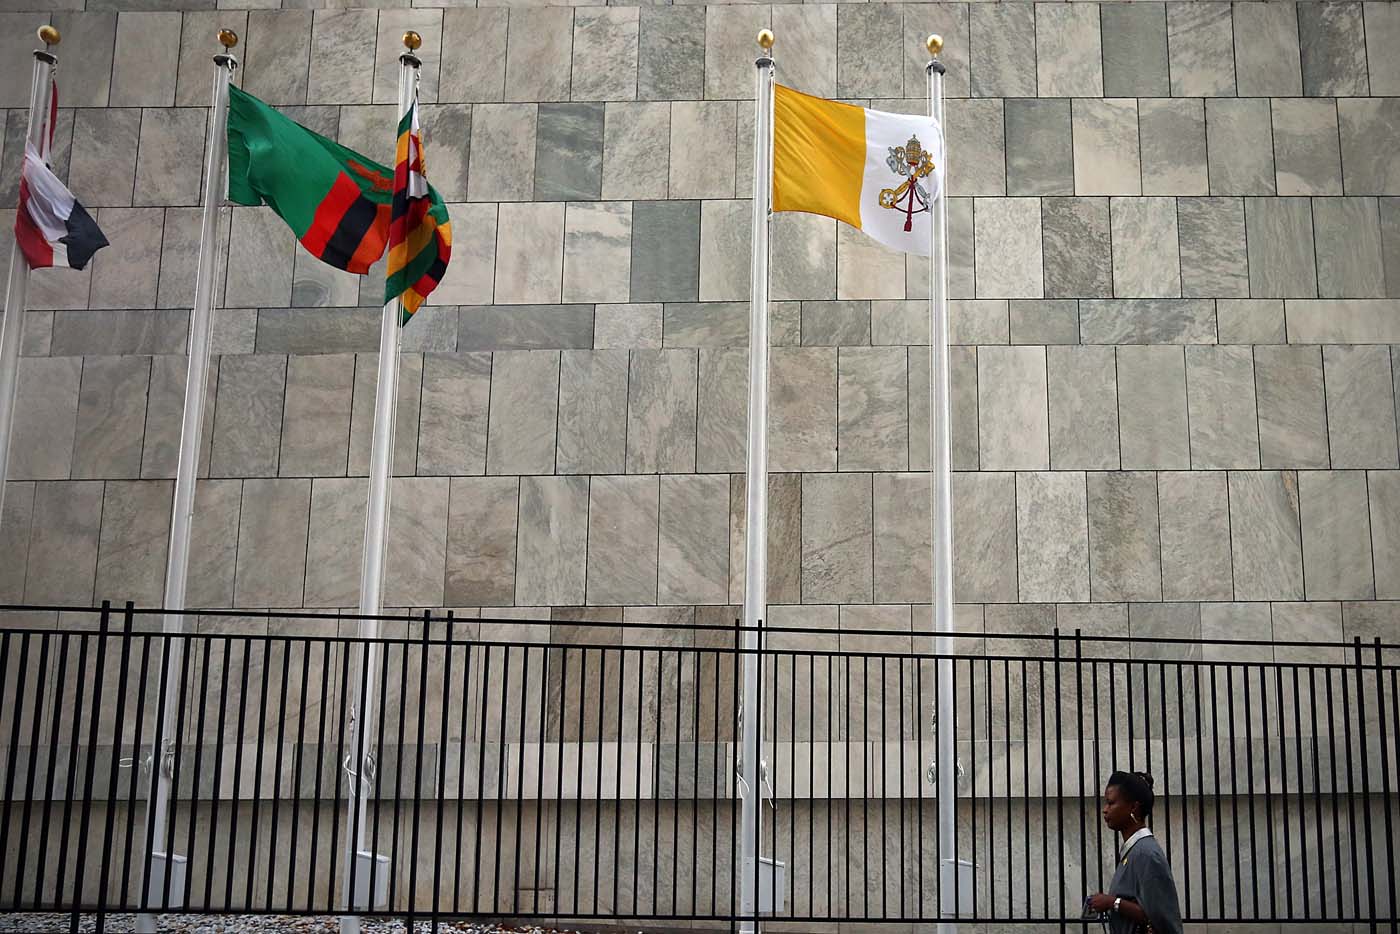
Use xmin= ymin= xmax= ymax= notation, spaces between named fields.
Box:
xmin=772 ymin=84 xmax=943 ymax=256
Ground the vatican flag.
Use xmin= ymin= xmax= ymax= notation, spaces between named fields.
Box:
xmin=772 ymin=84 xmax=943 ymax=256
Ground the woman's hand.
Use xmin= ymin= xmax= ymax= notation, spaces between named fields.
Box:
xmin=1087 ymin=893 xmax=1116 ymax=913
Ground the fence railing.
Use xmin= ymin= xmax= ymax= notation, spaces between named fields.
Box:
xmin=0 ymin=602 xmax=1396 ymax=926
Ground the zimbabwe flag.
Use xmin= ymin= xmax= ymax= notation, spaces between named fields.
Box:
xmin=226 ymin=86 xmax=444 ymax=284
xmin=385 ymin=99 xmax=451 ymax=319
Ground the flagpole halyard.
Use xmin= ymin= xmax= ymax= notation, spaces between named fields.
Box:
xmin=0 ymin=27 xmax=58 ymax=548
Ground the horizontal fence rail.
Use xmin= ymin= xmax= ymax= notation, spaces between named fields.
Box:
xmin=0 ymin=603 xmax=1396 ymax=926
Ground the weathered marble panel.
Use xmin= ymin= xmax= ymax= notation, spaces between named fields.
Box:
xmin=1087 ymin=472 xmax=1162 ymax=602
xmin=657 ymin=474 xmax=728 ymax=606
xmin=1016 ymin=471 xmax=1090 ymax=603
xmin=586 ymin=475 xmax=659 ymax=607
xmin=1228 ymin=470 xmax=1305 ymax=601
xmin=801 ymin=472 xmax=873 ymax=605
xmin=1299 ymin=470 xmax=1375 ymax=601
xmin=1185 ymin=345 xmax=1260 ymax=469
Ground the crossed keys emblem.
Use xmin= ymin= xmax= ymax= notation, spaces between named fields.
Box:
xmin=878 ymin=135 xmax=936 ymax=232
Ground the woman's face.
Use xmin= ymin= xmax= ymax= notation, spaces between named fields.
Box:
xmin=1102 ymin=783 xmax=1138 ymax=831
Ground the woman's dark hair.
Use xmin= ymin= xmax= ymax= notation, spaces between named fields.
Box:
xmin=1108 ymin=770 xmax=1155 ymax=821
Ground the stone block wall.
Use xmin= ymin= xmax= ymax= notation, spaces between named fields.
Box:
xmin=0 ymin=2 xmax=1397 ymax=656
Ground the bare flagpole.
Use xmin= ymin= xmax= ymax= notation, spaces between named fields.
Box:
xmin=0 ymin=25 xmax=58 ymax=531
xmin=339 ymin=30 xmax=420 ymax=934
xmin=925 ymin=33 xmax=960 ymax=934
xmin=135 ymin=29 xmax=239 ymax=934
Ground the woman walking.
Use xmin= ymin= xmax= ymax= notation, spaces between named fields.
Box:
xmin=1086 ymin=771 xmax=1184 ymax=934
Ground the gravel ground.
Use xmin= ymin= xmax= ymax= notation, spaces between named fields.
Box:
xmin=0 ymin=918 xmax=587 ymax=934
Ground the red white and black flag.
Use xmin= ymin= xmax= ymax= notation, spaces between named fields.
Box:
xmin=13 ymin=82 xmax=107 ymax=271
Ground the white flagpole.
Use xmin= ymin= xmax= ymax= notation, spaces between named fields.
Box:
xmin=925 ymin=33 xmax=960 ymax=933
xmin=339 ymin=30 xmax=419 ymax=934
xmin=740 ymin=26 xmax=775 ymax=934
xmin=135 ymin=28 xmax=238 ymax=934
xmin=0 ymin=25 xmax=58 ymax=533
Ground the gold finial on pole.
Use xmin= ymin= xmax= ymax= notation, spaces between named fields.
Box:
xmin=403 ymin=30 xmax=422 ymax=51
xmin=37 ymin=24 xmax=59 ymax=46
xmin=926 ymin=34 xmax=943 ymax=57
xmin=217 ymin=28 xmax=238 ymax=49
xmin=757 ymin=28 xmax=775 ymax=52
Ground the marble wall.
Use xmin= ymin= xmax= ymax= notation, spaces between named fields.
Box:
xmin=0 ymin=1 xmax=1398 ymax=656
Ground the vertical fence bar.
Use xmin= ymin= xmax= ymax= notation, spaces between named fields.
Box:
xmin=55 ymin=628 xmax=92 ymax=907
xmin=0 ymin=630 xmax=32 ymax=899
xmin=432 ymin=615 xmax=451 ymax=921
xmin=288 ymin=637 xmax=313 ymax=909
xmin=1340 ymin=656 xmax=1359 ymax=916
xmin=73 ymin=602 xmax=114 ymax=911
xmin=14 ymin=630 xmax=50 ymax=908
xmin=120 ymin=632 xmax=154 ymax=909
xmin=35 ymin=631 xmax=68 ymax=908
xmin=97 ymin=604 xmax=136 ymax=915
xmin=1242 ymin=663 xmax=1258 ymax=918
xmin=513 ymin=636 xmax=529 ymax=916
xmin=245 ymin=634 xmax=272 ymax=909
xmin=1377 ymin=641 xmax=1397 ymax=923
xmin=1353 ymin=638 xmax=1377 ymax=925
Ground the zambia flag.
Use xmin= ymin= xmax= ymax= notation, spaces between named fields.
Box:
xmin=385 ymin=99 xmax=451 ymax=319
xmin=226 ymin=86 xmax=446 ymax=287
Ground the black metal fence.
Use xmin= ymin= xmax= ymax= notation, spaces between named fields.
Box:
xmin=0 ymin=602 xmax=1396 ymax=926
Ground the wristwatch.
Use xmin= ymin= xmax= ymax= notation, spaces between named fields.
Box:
xmin=1113 ymin=897 xmax=1122 ymax=913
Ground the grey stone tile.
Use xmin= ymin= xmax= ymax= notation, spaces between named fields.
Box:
xmin=6 ymin=358 xmax=77 ymax=480
xmin=277 ymin=353 xmax=353 ymax=479
xmin=290 ymin=246 xmax=359 ymax=311
xmin=1314 ymin=197 xmax=1386 ymax=298
xmin=1368 ymin=2 xmax=1400 ymax=95
xmin=1101 ymin=2 xmax=1169 ymax=97
xmin=1246 ymin=198 xmax=1318 ymax=298
xmin=902 ymin=3 xmax=970 ymax=98
xmin=50 ymin=309 xmax=186 ymax=357
xmin=705 ymin=5 xmax=770 ymax=102
xmin=1217 ymin=300 xmax=1286 ymax=344
xmin=0 ymin=16 xmax=41 ymax=106
xmin=418 ymin=104 xmax=470 ymax=205
xmin=223 ymin=207 xmax=294 ymax=309
xmin=17 ymin=312 xmax=50 ymax=357
xmin=630 ymin=200 xmax=700 ymax=303
xmin=302 ymin=477 xmax=361 ymax=608
xmin=87 ymin=208 xmax=162 ymax=309
xmin=1272 ymin=99 xmax=1344 ymax=196
xmin=661 ymin=301 xmax=747 ymax=349
xmin=94 ymin=479 xmax=172 ymax=607
xmin=1048 ymin=345 xmax=1119 ymax=470
xmin=1256 ymin=345 xmax=1330 ymax=469
xmin=1016 ymin=471 xmax=1089 ymax=603
xmin=657 ymin=474 xmax=728 ymax=606
xmin=638 ymin=7 xmax=703 ymax=102
xmin=945 ymin=98 xmax=1005 ymax=197
xmin=1271 ymin=600 xmax=1345 ymax=661
xmin=571 ymin=7 xmax=637 ymax=102
xmin=669 ymin=101 xmax=735 ymax=201
xmin=977 ymin=345 xmax=1048 ymax=470
xmin=1384 ymin=198 xmax=1400 ymax=297
xmin=1088 ymin=472 xmax=1162 ymax=602
xmin=50 ymin=13 xmax=114 ymax=107
xmin=1186 ymin=345 xmax=1260 ymax=469
xmin=306 ymin=10 xmax=375 ymax=105
xmin=1116 ymin=346 xmax=1190 ymax=469
xmin=328 ymin=104 xmax=392 ymax=167
xmin=385 ymin=477 xmax=450 ymax=609
xmin=174 ymin=12 xmax=245 ymax=102
xmin=775 ymin=4 xmax=837 ymax=100
xmin=870 ymin=299 xmax=924 ymax=347
xmin=801 ymin=472 xmax=872 ymax=605
xmin=535 ymin=103 xmax=605 ymax=202
xmin=1010 ymin=299 xmax=1078 ymax=346
xmin=154 ymin=207 xmax=223 ymax=310
xmin=440 ymin=9 xmax=506 ymax=103
xmin=1036 ymin=2 xmax=1102 ymax=97
xmin=974 ymin=197 xmax=1042 ymax=298
xmin=802 ymin=301 xmax=869 ymax=347
xmin=0 ymin=479 xmax=32 ymax=602
xmin=698 ymin=199 xmax=749 ymax=303
xmin=243 ymin=11 xmax=312 ymax=106
xmin=1206 ymin=99 xmax=1276 ymax=196
xmin=695 ymin=347 xmax=745 ymax=474
xmin=948 ymin=197 xmax=976 ymax=299
xmin=837 ymin=346 xmax=907 ymax=471
xmin=494 ymin=202 xmax=565 ymax=305
xmin=1285 ymin=299 xmax=1400 ymax=342
xmin=505 ymin=7 xmax=572 ymax=104
xmin=910 ymin=345 xmax=980 ymax=471
xmin=626 ymin=349 xmax=697 ymax=474
xmin=1234 ymin=2 xmax=1303 ymax=96
xmin=836 ymin=3 xmax=902 ymax=99
xmin=1005 ymin=99 xmax=1071 ymax=197
xmin=1178 ymin=197 xmax=1249 ymax=298
xmin=1072 ymin=98 xmax=1140 ymax=196
xmin=557 ymin=349 xmax=628 ymax=476
xmin=1042 ymin=197 xmax=1112 ymax=298
xmin=871 ymin=472 xmax=930 ymax=604
xmin=1167 ymin=2 xmax=1236 ymax=96
xmin=466 ymin=104 xmax=536 ymax=203
xmin=1323 ymin=344 xmax=1400 ymax=468
xmin=770 ymin=347 xmax=837 ymax=472
xmin=72 ymin=356 xmax=150 ymax=480
xmin=950 ymin=299 xmax=1010 ymax=345
xmin=728 ymin=472 xmax=802 ymax=606
xmin=1339 ymin=99 xmax=1400 ymax=195
xmin=1078 ymin=299 xmax=1216 ymax=344
xmin=459 ymin=304 xmax=593 ymax=354
xmin=601 ymin=102 xmax=669 ymax=202
xmin=1110 ymin=197 xmax=1181 ymax=298
xmin=111 ymin=13 xmax=181 ymax=106
xmin=952 ymin=472 xmax=1017 ymax=603
xmin=1298 ymin=2 xmax=1369 ymax=96
xmin=23 ymin=481 xmax=102 ymax=605
xmin=210 ymin=354 xmax=285 ymax=479
xmin=486 ymin=351 xmax=560 ymax=477
xmin=347 ymin=349 xmax=420 ymax=477
xmin=1229 ymin=470 xmax=1304 ymax=601
xmin=140 ymin=354 xmax=215 ymax=481
xmin=1158 ymin=471 xmax=1233 ymax=601
xmin=1139 ymin=98 xmax=1208 ymax=196
xmin=586 ymin=475 xmax=658 ymax=607
xmin=66 ymin=109 xmax=137 ymax=207
xmin=233 ymin=478 xmax=310 ymax=608
xmin=444 ymin=476 xmax=517 ymax=608
xmin=416 ymin=352 xmax=489 ymax=477
xmin=254 ymin=308 xmax=375 ymax=355
xmin=564 ymin=201 xmax=632 ymax=305
xmin=1371 ymin=470 xmax=1400 ymax=599
xmin=969 ymin=2 xmax=1036 ymax=98
xmin=516 ymin=475 xmax=588 ymax=607
xmin=1301 ymin=470 xmax=1375 ymax=600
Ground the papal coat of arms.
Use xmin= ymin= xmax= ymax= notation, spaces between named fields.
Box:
xmin=878 ymin=135 xmax=936 ymax=232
